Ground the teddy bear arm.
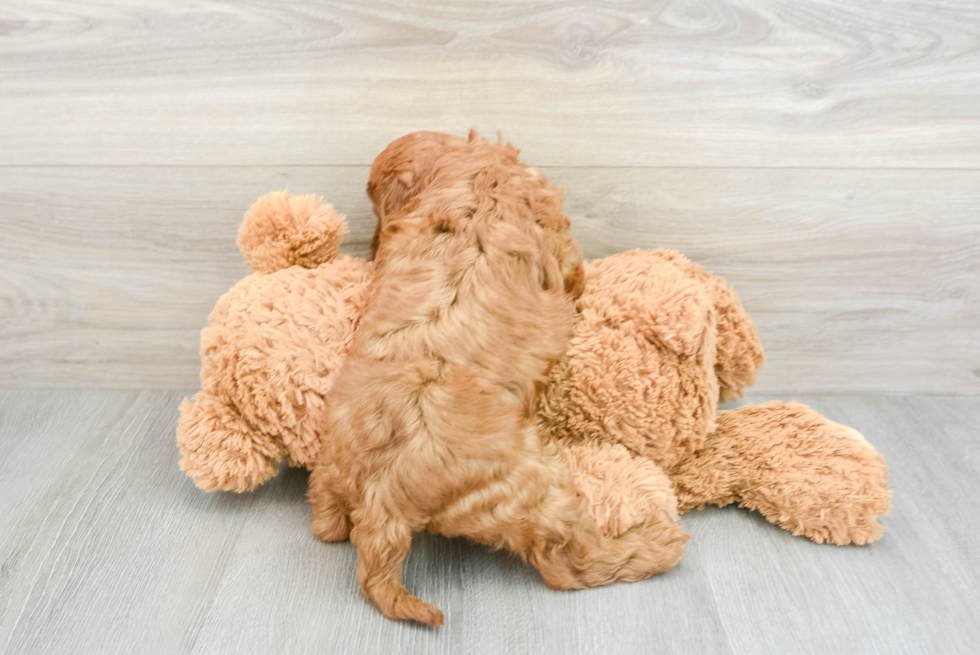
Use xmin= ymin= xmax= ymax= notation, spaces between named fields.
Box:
xmin=177 ymin=393 xmax=288 ymax=492
xmin=669 ymin=401 xmax=890 ymax=545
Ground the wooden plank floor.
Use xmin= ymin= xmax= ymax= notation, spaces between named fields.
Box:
xmin=0 ymin=391 xmax=976 ymax=654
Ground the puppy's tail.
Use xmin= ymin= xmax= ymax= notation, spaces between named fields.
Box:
xmin=350 ymin=513 xmax=444 ymax=626
xmin=237 ymin=191 xmax=348 ymax=273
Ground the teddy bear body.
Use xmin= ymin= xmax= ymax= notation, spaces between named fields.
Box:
xmin=178 ymin=189 xmax=889 ymax=550
xmin=540 ymin=248 xmax=761 ymax=472
xmin=178 ymin=192 xmax=376 ymax=491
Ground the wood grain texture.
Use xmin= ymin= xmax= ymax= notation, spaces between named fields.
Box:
xmin=1 ymin=0 xmax=979 ymax=167
xmin=0 ymin=391 xmax=977 ymax=654
xmin=1 ymin=166 xmax=977 ymax=393
xmin=699 ymin=395 xmax=980 ymax=654
xmin=0 ymin=390 xmax=260 ymax=655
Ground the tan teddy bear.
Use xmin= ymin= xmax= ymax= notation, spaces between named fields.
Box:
xmin=177 ymin=135 xmax=890 ymax=552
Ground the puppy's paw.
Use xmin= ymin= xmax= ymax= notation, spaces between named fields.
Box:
xmin=311 ymin=513 xmax=351 ymax=542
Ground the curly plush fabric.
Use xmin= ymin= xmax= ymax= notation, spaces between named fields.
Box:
xmin=671 ymin=401 xmax=891 ymax=545
xmin=540 ymin=250 xmax=721 ymax=471
xmin=237 ymin=191 xmax=348 ymax=273
xmin=178 ymin=197 xmax=374 ymax=492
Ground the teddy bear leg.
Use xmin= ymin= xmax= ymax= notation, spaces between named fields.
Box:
xmin=308 ymin=460 xmax=351 ymax=542
xmin=670 ymin=401 xmax=891 ymax=545
xmin=177 ymin=393 xmax=288 ymax=492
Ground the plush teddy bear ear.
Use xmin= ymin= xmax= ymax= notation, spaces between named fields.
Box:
xmin=237 ymin=191 xmax=349 ymax=273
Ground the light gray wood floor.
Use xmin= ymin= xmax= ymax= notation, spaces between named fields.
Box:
xmin=0 ymin=391 xmax=976 ymax=654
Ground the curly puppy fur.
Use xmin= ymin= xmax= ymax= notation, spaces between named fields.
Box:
xmin=368 ymin=131 xmax=586 ymax=297
xmin=309 ymin=133 xmax=685 ymax=626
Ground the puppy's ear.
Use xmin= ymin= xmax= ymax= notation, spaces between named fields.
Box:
xmin=563 ymin=262 xmax=586 ymax=299
xmin=541 ymin=253 xmax=585 ymax=298
xmin=539 ymin=250 xmax=566 ymax=293
xmin=372 ymin=196 xmax=422 ymax=262
xmin=528 ymin=186 xmax=585 ymax=299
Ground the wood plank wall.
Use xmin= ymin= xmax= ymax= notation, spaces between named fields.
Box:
xmin=1 ymin=0 xmax=978 ymax=393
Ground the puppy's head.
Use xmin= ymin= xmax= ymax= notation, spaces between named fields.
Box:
xmin=367 ymin=131 xmax=471 ymax=258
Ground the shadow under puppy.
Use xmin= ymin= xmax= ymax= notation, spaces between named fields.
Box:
xmin=308 ymin=132 xmax=687 ymax=626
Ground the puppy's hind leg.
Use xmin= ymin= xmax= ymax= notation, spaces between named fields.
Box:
xmin=308 ymin=462 xmax=351 ymax=542
xmin=565 ymin=441 xmax=688 ymax=584
xmin=350 ymin=511 xmax=444 ymax=626
xmin=526 ymin=443 xmax=686 ymax=589
xmin=529 ymin=489 xmax=685 ymax=589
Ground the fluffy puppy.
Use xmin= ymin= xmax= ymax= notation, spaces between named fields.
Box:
xmin=309 ymin=133 xmax=682 ymax=626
